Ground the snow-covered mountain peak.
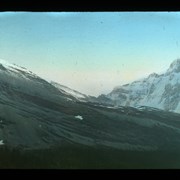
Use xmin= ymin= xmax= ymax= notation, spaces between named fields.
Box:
xmin=167 ymin=59 xmax=180 ymax=73
xmin=147 ymin=72 xmax=159 ymax=79
xmin=0 ymin=58 xmax=35 ymax=76
xmin=98 ymin=58 xmax=180 ymax=113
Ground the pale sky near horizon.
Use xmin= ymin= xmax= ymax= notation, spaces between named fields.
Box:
xmin=0 ymin=12 xmax=180 ymax=96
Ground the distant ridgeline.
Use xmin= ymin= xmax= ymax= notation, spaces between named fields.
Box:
xmin=98 ymin=59 xmax=180 ymax=113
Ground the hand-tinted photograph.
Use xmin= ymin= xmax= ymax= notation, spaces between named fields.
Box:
xmin=0 ymin=12 xmax=180 ymax=169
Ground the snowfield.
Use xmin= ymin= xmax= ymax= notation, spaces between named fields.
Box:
xmin=75 ymin=115 xmax=83 ymax=120
xmin=0 ymin=140 xmax=4 ymax=145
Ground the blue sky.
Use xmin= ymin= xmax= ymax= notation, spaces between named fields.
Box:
xmin=0 ymin=12 xmax=180 ymax=96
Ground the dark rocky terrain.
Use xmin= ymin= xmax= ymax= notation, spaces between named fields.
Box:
xmin=1 ymin=60 xmax=180 ymax=168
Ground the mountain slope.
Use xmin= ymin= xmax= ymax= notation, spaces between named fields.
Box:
xmin=51 ymin=81 xmax=89 ymax=101
xmin=1 ymin=59 xmax=180 ymax=168
xmin=0 ymin=59 xmax=179 ymax=151
xmin=99 ymin=59 xmax=180 ymax=113
xmin=51 ymin=81 xmax=99 ymax=103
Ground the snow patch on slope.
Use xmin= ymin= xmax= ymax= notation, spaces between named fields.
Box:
xmin=75 ymin=115 xmax=83 ymax=120
xmin=51 ymin=81 xmax=88 ymax=101
xmin=0 ymin=140 xmax=4 ymax=145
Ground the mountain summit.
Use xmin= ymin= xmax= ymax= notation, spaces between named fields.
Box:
xmin=98 ymin=59 xmax=180 ymax=113
xmin=167 ymin=58 xmax=180 ymax=73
